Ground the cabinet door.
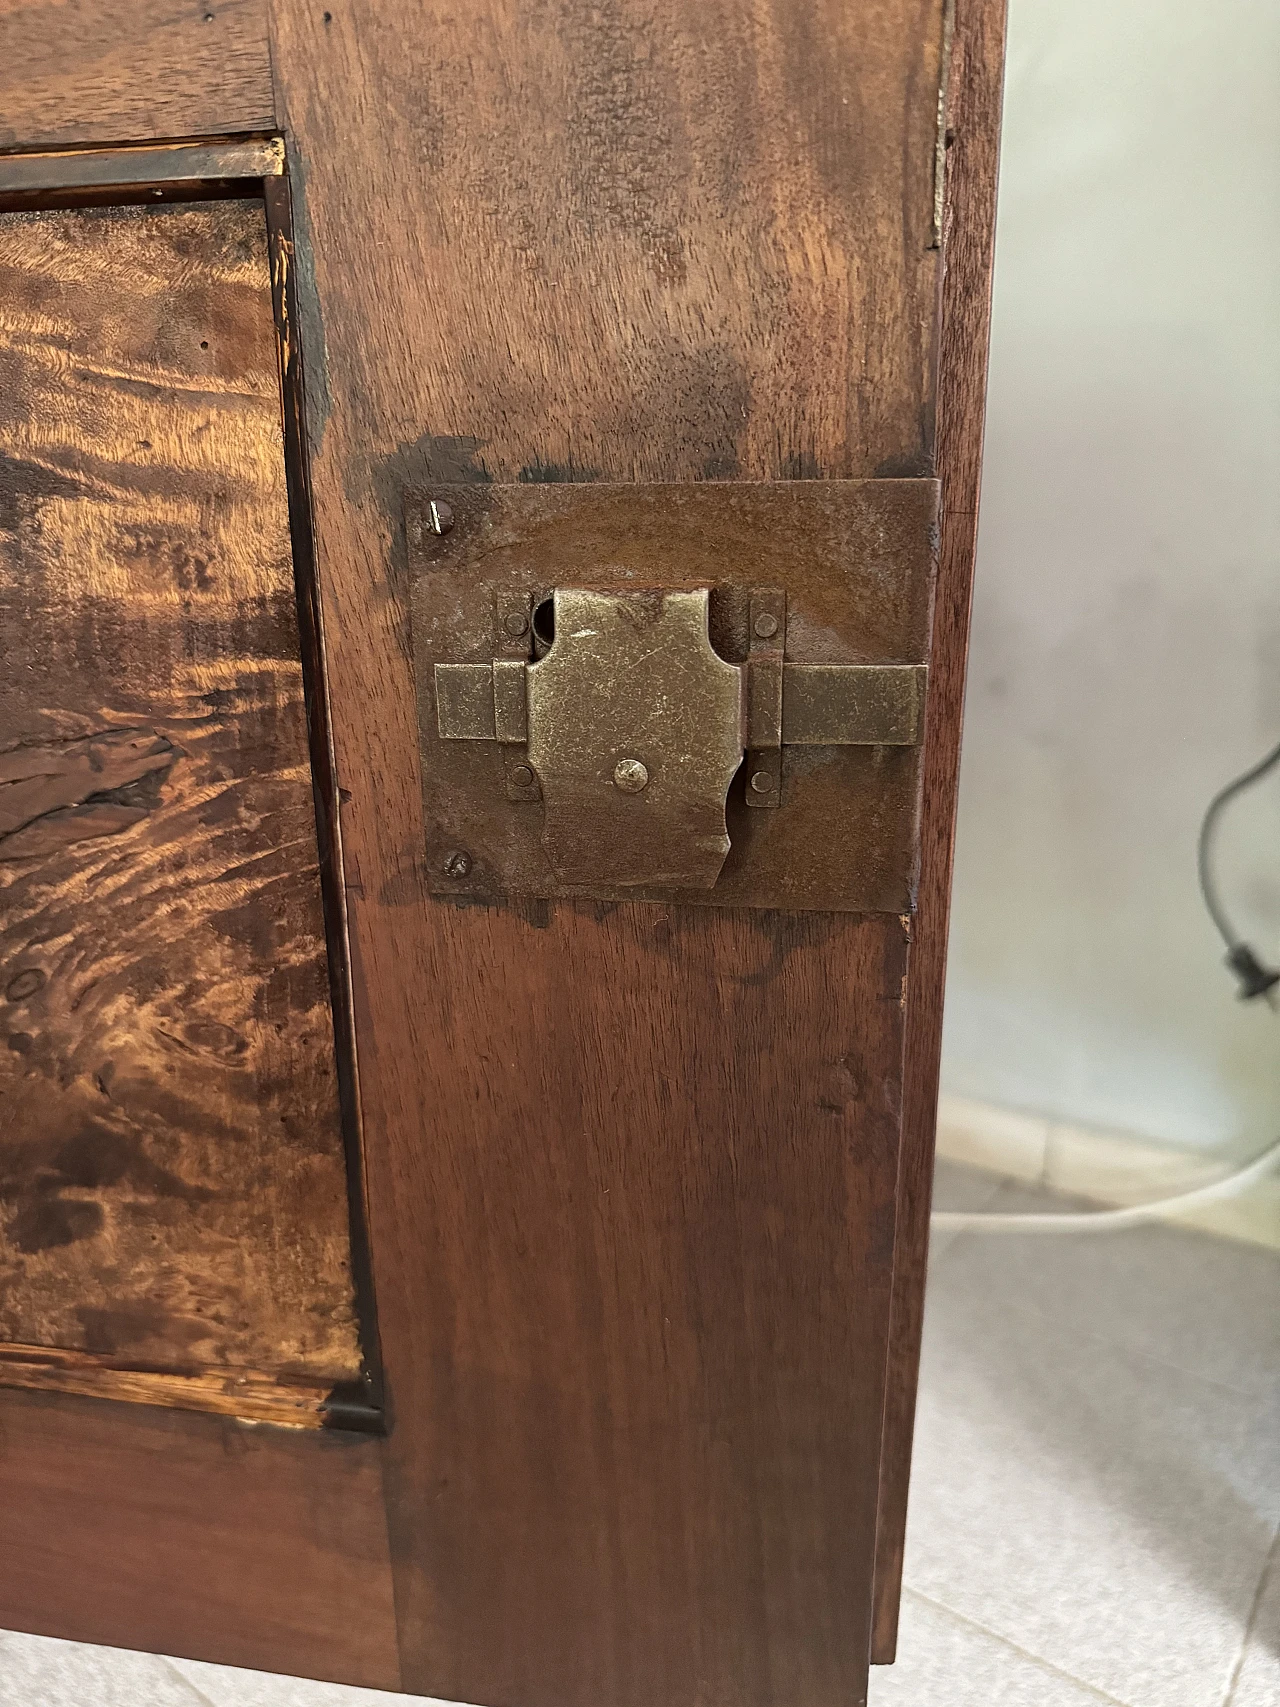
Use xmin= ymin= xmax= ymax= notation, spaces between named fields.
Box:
xmin=0 ymin=3 xmax=1006 ymax=1704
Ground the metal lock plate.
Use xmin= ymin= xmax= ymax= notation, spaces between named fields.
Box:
xmin=409 ymin=480 xmax=938 ymax=912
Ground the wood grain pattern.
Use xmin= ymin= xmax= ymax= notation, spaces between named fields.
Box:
xmin=275 ymin=0 xmax=944 ymax=485
xmin=0 ymin=0 xmax=275 ymax=153
xmin=268 ymin=3 xmax=947 ymax=1703
xmin=872 ymin=0 xmax=1009 ymax=1662
xmin=0 ymin=200 xmax=361 ymax=1389
xmin=0 ymin=1384 xmax=400 ymax=1689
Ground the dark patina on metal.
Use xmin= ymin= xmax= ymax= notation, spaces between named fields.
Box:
xmin=408 ymin=479 xmax=939 ymax=912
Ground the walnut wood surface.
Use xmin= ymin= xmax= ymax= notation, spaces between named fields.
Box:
xmin=0 ymin=200 xmax=360 ymax=1389
xmin=268 ymin=3 xmax=948 ymax=1703
xmin=0 ymin=1384 xmax=400 ymax=1688
xmin=872 ymin=0 xmax=1009 ymax=1661
xmin=273 ymin=0 xmax=944 ymax=486
xmin=0 ymin=0 xmax=275 ymax=153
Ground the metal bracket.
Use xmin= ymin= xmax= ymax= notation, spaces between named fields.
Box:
xmin=433 ymin=586 xmax=924 ymax=890
xmin=409 ymin=479 xmax=939 ymax=912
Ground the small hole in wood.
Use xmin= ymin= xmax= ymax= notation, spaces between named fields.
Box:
xmin=200 ymin=340 xmax=209 ymax=350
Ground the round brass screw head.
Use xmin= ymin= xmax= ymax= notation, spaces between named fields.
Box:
xmin=503 ymin=610 xmax=529 ymax=638
xmin=427 ymin=500 xmax=454 ymax=535
xmin=613 ymin=757 xmax=649 ymax=793
xmin=753 ymin=612 xmax=780 ymax=639
xmin=510 ymin=764 xmax=535 ymax=787
xmin=442 ymin=849 xmax=472 ymax=878
xmin=749 ymin=770 xmax=775 ymax=793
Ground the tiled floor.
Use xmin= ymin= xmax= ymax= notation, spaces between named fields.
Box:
xmin=872 ymin=1163 xmax=1280 ymax=1707
xmin=3 ymin=1160 xmax=1278 ymax=1707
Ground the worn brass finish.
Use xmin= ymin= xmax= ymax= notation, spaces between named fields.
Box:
xmin=432 ymin=601 xmax=925 ymax=881
xmin=409 ymin=479 xmax=939 ymax=912
xmin=782 ymin=664 xmax=925 ymax=745
xmin=434 ymin=664 xmax=499 ymax=740
xmin=525 ymin=588 xmax=743 ymax=888
xmin=745 ymin=586 xmax=785 ymax=809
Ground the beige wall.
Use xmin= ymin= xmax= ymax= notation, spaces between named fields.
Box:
xmin=941 ymin=0 xmax=1280 ymax=1157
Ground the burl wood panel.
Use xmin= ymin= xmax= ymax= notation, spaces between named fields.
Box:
xmin=0 ymin=1384 xmax=400 ymax=1689
xmin=0 ymin=199 xmax=361 ymax=1393
xmin=269 ymin=3 xmax=947 ymax=1703
xmin=0 ymin=0 xmax=275 ymax=153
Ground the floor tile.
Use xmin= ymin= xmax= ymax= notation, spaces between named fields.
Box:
xmin=902 ymin=1256 xmax=1280 ymax=1707
xmin=1224 ymin=1530 xmax=1280 ymax=1706
xmin=0 ymin=1631 xmax=206 ymax=1707
xmin=869 ymin=1589 xmax=1126 ymax=1707
xmin=170 ymin=1656 xmax=427 ymax=1705
xmin=939 ymin=1178 xmax=1280 ymax=1396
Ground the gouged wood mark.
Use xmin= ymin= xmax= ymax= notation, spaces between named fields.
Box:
xmin=0 ymin=1342 xmax=329 ymax=1427
xmin=0 ymin=200 xmax=361 ymax=1391
xmin=0 ymin=730 xmax=176 ymax=850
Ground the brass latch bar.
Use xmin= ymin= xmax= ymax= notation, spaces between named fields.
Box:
xmin=780 ymin=663 xmax=925 ymax=746
xmin=435 ymin=656 xmax=926 ymax=747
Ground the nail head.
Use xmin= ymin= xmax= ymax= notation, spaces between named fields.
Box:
xmin=613 ymin=757 xmax=649 ymax=793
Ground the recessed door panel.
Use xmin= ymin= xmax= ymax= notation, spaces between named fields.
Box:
xmin=0 ymin=198 xmax=363 ymax=1425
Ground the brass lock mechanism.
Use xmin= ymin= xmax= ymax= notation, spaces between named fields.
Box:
xmin=433 ymin=585 xmax=924 ymax=891
xmin=409 ymin=480 xmax=937 ymax=913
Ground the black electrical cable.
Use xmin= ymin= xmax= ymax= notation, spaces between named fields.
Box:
xmin=1197 ymin=736 xmax=1280 ymax=1002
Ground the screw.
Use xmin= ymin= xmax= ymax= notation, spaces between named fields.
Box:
xmin=613 ymin=757 xmax=649 ymax=793
xmin=750 ymin=770 xmax=775 ymax=793
xmin=510 ymin=764 xmax=534 ymax=787
xmin=442 ymin=849 xmax=472 ymax=878
xmin=427 ymin=500 xmax=454 ymax=536
xmin=753 ymin=612 xmax=780 ymax=639
xmin=503 ymin=609 xmax=529 ymax=638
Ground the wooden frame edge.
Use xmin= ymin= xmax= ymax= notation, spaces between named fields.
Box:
xmin=0 ymin=136 xmax=284 ymax=190
xmin=263 ymin=170 xmax=388 ymax=1431
xmin=871 ymin=0 xmax=1010 ymax=1662
xmin=0 ymin=1383 xmax=401 ymax=1691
